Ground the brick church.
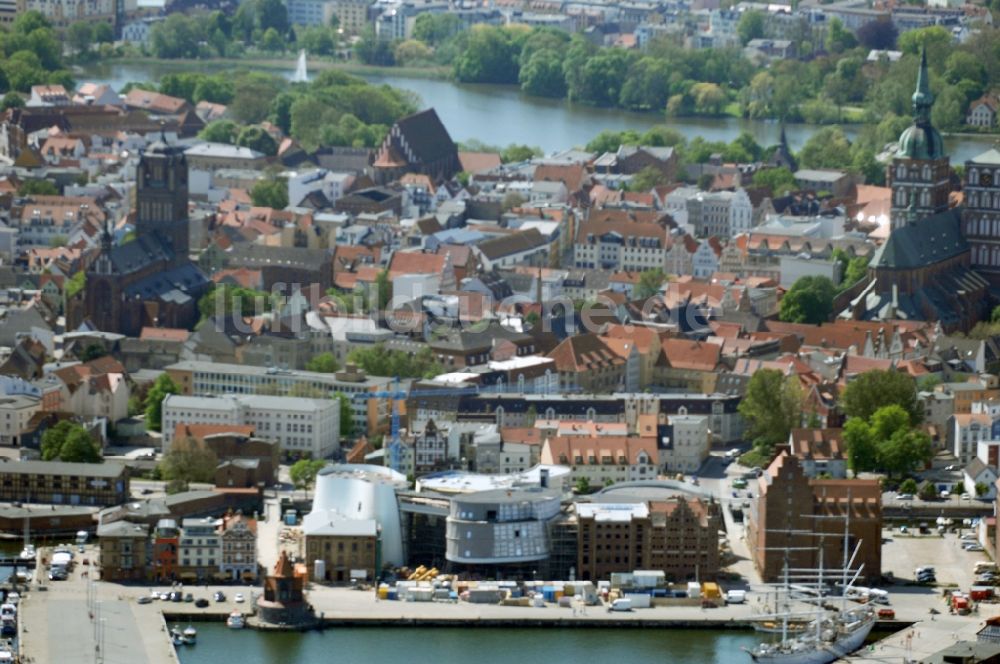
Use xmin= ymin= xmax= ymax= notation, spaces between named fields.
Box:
xmin=845 ymin=48 xmax=992 ymax=332
xmin=70 ymin=136 xmax=209 ymax=336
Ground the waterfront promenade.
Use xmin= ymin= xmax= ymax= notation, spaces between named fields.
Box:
xmin=18 ymin=547 xmax=180 ymax=664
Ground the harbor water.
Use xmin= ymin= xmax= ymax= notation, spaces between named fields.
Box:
xmin=175 ymin=623 xmax=762 ymax=664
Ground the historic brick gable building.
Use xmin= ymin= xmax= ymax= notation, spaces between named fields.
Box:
xmin=371 ymin=108 xmax=460 ymax=185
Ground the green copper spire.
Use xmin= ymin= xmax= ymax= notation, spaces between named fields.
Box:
xmin=912 ymin=46 xmax=933 ymax=124
xmin=897 ymin=45 xmax=944 ymax=160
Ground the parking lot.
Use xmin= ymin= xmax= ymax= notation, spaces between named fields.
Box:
xmin=881 ymin=528 xmax=984 ymax=587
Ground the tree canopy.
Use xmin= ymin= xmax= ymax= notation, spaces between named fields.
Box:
xmin=159 ymin=437 xmax=219 ymax=487
xmin=41 ymin=421 xmax=102 ymax=463
xmin=738 ymin=369 xmax=803 ymax=450
xmin=305 ymin=352 xmax=341 ymax=373
xmin=348 ymin=344 xmax=442 ymax=379
xmin=840 ymin=369 xmax=921 ymax=424
xmin=289 ymin=458 xmax=327 ymax=496
xmin=779 ymin=276 xmax=836 ymax=324
xmin=145 ymin=374 xmax=180 ymax=433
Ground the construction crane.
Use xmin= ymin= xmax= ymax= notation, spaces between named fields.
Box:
xmin=353 ymin=379 xmax=568 ymax=473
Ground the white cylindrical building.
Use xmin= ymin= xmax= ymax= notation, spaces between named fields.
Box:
xmin=304 ymin=464 xmax=408 ymax=566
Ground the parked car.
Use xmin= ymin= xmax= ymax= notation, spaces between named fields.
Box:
xmin=897 ymin=494 xmax=914 ymax=501
xmin=234 ymin=593 xmax=245 ymax=603
xmin=213 ymin=591 xmax=226 ymax=602
xmin=965 ymin=543 xmax=985 ymax=552
xmin=877 ymin=608 xmax=896 ymax=619
xmin=945 ymin=465 xmax=959 ymax=471
xmin=137 ymin=596 xmax=153 ymax=605
xmin=184 ymin=593 xmax=194 ymax=602
xmin=961 ymin=533 xmax=977 ymax=540
xmin=194 ymin=598 xmax=209 ymax=608
xmin=169 ymin=592 xmax=182 ymax=602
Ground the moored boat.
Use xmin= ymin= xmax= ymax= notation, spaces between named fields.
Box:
xmin=227 ymin=610 xmax=245 ymax=629
xmin=183 ymin=625 xmax=197 ymax=643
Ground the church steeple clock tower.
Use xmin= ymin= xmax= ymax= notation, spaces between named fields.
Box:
xmin=888 ymin=47 xmax=951 ymax=229
xmin=136 ymin=133 xmax=189 ymax=259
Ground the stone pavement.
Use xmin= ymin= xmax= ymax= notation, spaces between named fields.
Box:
xmin=18 ymin=550 xmax=179 ymax=664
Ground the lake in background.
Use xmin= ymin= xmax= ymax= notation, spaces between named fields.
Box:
xmin=175 ymin=623 xmax=762 ymax=664
xmin=80 ymin=61 xmax=998 ymax=164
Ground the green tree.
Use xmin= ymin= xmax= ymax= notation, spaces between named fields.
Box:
xmin=918 ymin=480 xmax=937 ymax=501
xmin=348 ymin=344 xmax=442 ymax=379
xmin=825 ymin=18 xmax=858 ymax=54
xmin=779 ymin=275 xmax=836 ymax=324
xmin=840 ymin=369 xmax=921 ymax=424
xmin=236 ymin=125 xmax=278 ymax=156
xmin=454 ymin=25 xmax=521 ymax=84
xmin=159 ymin=437 xmax=219 ymax=487
xmin=1 ymin=92 xmax=24 ymax=110
xmin=500 ymin=144 xmax=541 ymax=163
xmin=67 ymin=21 xmax=93 ymax=53
xmin=93 ymin=21 xmax=114 ymax=43
xmin=899 ymin=477 xmax=918 ymax=495
xmin=737 ymin=10 xmax=765 ymax=46
xmin=297 ymin=25 xmax=336 ymax=56
xmin=897 ymin=25 xmax=952 ymax=62
xmin=753 ymin=167 xmax=797 ymax=196
xmin=65 ymin=271 xmax=85 ymax=298
xmin=575 ymin=476 xmax=591 ymax=494
xmin=630 ymin=165 xmax=669 ymax=192
xmin=41 ymin=421 xmax=101 ymax=463
xmin=519 ymin=49 xmax=567 ymax=98
xmin=843 ymin=417 xmax=877 ymax=472
xmin=305 ymin=352 xmax=340 ymax=373
xmin=145 ymin=374 xmax=179 ymax=432
xmin=198 ymin=119 xmax=239 ymax=144
xmin=878 ymin=427 xmax=932 ymax=478
xmin=354 ymin=27 xmax=395 ymax=66
xmin=260 ymin=27 xmax=284 ymax=52
xmin=18 ymin=179 xmax=58 ymax=196
xmin=289 ymin=458 xmax=327 ymax=497
xmin=798 ymin=126 xmax=853 ymax=171
xmin=80 ymin=344 xmax=108 ymax=362
xmin=412 ymin=12 xmax=462 ymax=44
xmin=737 ymin=369 xmax=803 ymax=449
xmin=250 ymin=177 xmax=288 ymax=209
xmin=636 ymin=268 xmax=666 ymax=299
xmin=976 ymin=482 xmax=990 ymax=497
xmin=335 ymin=392 xmax=354 ymax=438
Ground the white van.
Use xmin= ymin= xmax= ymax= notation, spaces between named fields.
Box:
xmin=609 ymin=598 xmax=633 ymax=612
xmin=975 ymin=562 xmax=998 ymax=575
xmin=868 ymin=588 xmax=889 ymax=604
xmin=725 ymin=590 xmax=746 ymax=604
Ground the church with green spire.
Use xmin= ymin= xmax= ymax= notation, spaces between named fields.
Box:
xmin=843 ymin=48 xmax=989 ymax=332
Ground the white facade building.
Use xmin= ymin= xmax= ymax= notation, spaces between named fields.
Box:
xmin=161 ymin=394 xmax=339 ymax=459
xmin=659 ymin=413 xmax=709 ymax=473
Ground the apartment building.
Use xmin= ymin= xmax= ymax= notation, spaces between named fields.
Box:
xmin=165 ymin=360 xmax=391 ymax=437
xmin=161 ymin=394 xmax=339 ymax=460
xmin=665 ymin=187 xmax=753 ymax=239
xmin=0 ymin=395 xmax=41 ymax=447
xmin=573 ymin=219 xmax=667 ymax=272
xmin=178 ymin=517 xmax=221 ymax=582
xmin=97 ymin=521 xmax=150 ymax=582
xmin=540 ymin=436 xmax=659 ymax=486
xmin=219 ymin=511 xmax=258 ymax=581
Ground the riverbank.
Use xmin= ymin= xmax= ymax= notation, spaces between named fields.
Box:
xmin=102 ymin=55 xmax=451 ymax=81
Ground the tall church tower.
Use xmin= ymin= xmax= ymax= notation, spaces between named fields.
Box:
xmin=888 ymin=48 xmax=951 ymax=229
xmin=136 ymin=135 xmax=189 ymax=259
xmin=962 ymin=149 xmax=1000 ymax=285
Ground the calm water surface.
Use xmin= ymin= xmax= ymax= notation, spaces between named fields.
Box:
xmin=80 ymin=61 xmax=998 ymax=163
xmin=175 ymin=623 xmax=762 ymax=664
